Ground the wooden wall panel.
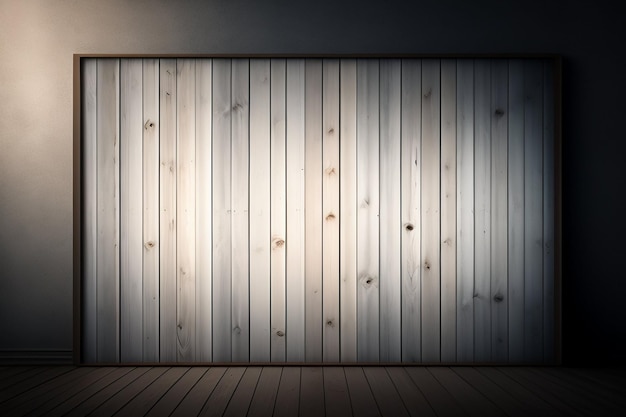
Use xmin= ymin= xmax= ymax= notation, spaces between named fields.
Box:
xmin=82 ymin=57 xmax=558 ymax=364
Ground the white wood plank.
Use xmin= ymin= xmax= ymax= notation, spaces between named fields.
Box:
xmin=212 ymin=58 xmax=232 ymax=362
xmin=322 ymin=59 xmax=340 ymax=362
xmin=96 ymin=58 xmax=120 ymax=363
xmin=120 ymin=58 xmax=143 ymax=362
xmin=159 ymin=58 xmax=177 ymax=362
xmin=286 ymin=59 xmax=306 ymax=362
xmin=379 ymin=58 xmax=401 ymax=362
xmin=421 ymin=59 xmax=441 ymax=363
xmin=271 ymin=59 xmax=287 ymax=362
xmin=440 ymin=59 xmax=457 ymax=362
xmin=356 ymin=59 xmax=380 ymax=362
xmin=524 ymin=60 xmax=544 ymax=362
xmin=508 ymin=60 xmax=525 ymax=362
xmin=456 ymin=59 xmax=474 ymax=362
xmin=339 ymin=59 xmax=358 ymax=362
xmin=231 ymin=58 xmax=250 ymax=362
xmin=305 ymin=59 xmax=323 ymax=362
xmin=142 ymin=59 xmax=160 ymax=362
xmin=474 ymin=59 xmax=491 ymax=362
xmin=82 ymin=58 xmax=97 ymax=363
xmin=177 ymin=59 xmax=196 ymax=362
xmin=491 ymin=59 xmax=509 ymax=362
xmin=401 ymin=59 xmax=422 ymax=362
xmin=196 ymin=59 xmax=213 ymax=362
xmin=543 ymin=60 xmax=556 ymax=363
xmin=249 ymin=59 xmax=271 ymax=362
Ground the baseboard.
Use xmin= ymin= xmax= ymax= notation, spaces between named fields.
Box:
xmin=0 ymin=350 xmax=73 ymax=365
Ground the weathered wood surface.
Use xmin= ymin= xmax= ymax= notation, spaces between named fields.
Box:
xmin=81 ymin=58 xmax=557 ymax=364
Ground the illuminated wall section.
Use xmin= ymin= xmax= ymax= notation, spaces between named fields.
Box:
xmin=81 ymin=58 xmax=556 ymax=363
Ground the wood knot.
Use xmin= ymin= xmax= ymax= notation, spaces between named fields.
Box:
xmin=404 ymin=223 xmax=414 ymax=231
xmin=232 ymin=102 xmax=244 ymax=111
xmin=177 ymin=324 xmax=182 ymax=329
xmin=360 ymin=198 xmax=370 ymax=208
xmin=443 ymin=238 xmax=452 ymax=246
xmin=144 ymin=119 xmax=155 ymax=130
xmin=326 ymin=213 xmax=336 ymax=221
xmin=328 ymin=127 xmax=335 ymax=135
xmin=424 ymin=261 xmax=431 ymax=270
xmin=495 ymin=108 xmax=505 ymax=116
xmin=423 ymin=88 xmax=432 ymax=98
xmin=493 ymin=294 xmax=504 ymax=303
xmin=272 ymin=238 xmax=285 ymax=249
xmin=144 ymin=241 xmax=156 ymax=249
xmin=326 ymin=319 xmax=335 ymax=327
xmin=325 ymin=166 xmax=336 ymax=175
xmin=276 ymin=330 xmax=285 ymax=337
xmin=233 ymin=326 xmax=241 ymax=334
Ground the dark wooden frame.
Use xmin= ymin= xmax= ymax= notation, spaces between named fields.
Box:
xmin=73 ymin=54 xmax=562 ymax=365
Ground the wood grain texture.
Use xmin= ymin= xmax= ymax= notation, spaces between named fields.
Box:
xmin=401 ymin=59 xmax=422 ymax=362
xmin=340 ymin=59 xmax=358 ymax=362
xmin=420 ymin=59 xmax=441 ymax=363
xmin=286 ymin=59 xmax=306 ymax=362
xmin=249 ymin=59 xmax=271 ymax=362
xmin=96 ymin=58 xmax=120 ymax=363
xmin=142 ymin=59 xmax=160 ymax=362
xmin=82 ymin=58 xmax=97 ymax=363
xmin=304 ymin=59 xmax=323 ymax=362
xmin=231 ymin=59 xmax=250 ymax=362
xmin=456 ymin=59 xmax=474 ymax=363
xmin=322 ymin=59 xmax=340 ymax=362
xmin=159 ymin=59 xmax=177 ymax=362
xmin=212 ymin=59 xmax=232 ymax=362
xmin=357 ymin=59 xmax=380 ymax=362
xmin=379 ymin=59 xmax=402 ymax=362
xmin=271 ymin=59 xmax=287 ymax=362
xmin=120 ymin=59 xmax=143 ymax=363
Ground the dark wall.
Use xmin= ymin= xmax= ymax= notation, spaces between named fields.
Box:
xmin=0 ymin=0 xmax=624 ymax=364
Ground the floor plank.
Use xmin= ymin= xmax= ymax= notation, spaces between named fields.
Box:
xmin=171 ymin=367 xmax=227 ymax=417
xmin=404 ymin=367 xmax=468 ymax=417
xmin=0 ymin=367 xmax=49 ymax=393
xmin=115 ymin=367 xmax=189 ymax=416
xmin=273 ymin=367 xmax=300 ymax=417
xmin=0 ymin=366 xmax=73 ymax=404
xmin=299 ymin=366 xmax=325 ymax=417
xmin=223 ymin=367 xmax=262 ymax=417
xmin=364 ymin=367 xmax=410 ymax=417
xmin=385 ymin=367 xmax=436 ymax=417
xmin=323 ymin=367 xmax=352 ymax=417
xmin=146 ymin=367 xmax=209 ymax=417
xmin=248 ymin=367 xmax=283 ymax=417
xmin=428 ymin=367 xmax=503 ymax=417
xmin=344 ymin=366 xmax=381 ymax=417
xmin=0 ymin=367 xmax=35 ymax=383
xmin=198 ymin=367 xmax=246 ymax=417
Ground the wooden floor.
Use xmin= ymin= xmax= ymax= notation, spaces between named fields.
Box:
xmin=0 ymin=366 xmax=624 ymax=416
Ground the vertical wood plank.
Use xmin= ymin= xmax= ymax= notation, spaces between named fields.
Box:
xmin=271 ymin=59 xmax=287 ymax=362
xmin=474 ymin=59 xmax=491 ymax=362
xmin=508 ymin=60 xmax=525 ymax=362
xmin=96 ymin=58 xmax=120 ymax=363
xmin=524 ymin=60 xmax=544 ymax=362
xmin=491 ymin=59 xmax=509 ymax=362
xmin=543 ymin=60 xmax=555 ymax=363
xmin=441 ymin=59 xmax=457 ymax=362
xmin=356 ymin=59 xmax=380 ymax=362
xmin=82 ymin=58 xmax=97 ymax=363
xmin=456 ymin=59 xmax=474 ymax=362
xmin=323 ymin=59 xmax=340 ymax=362
xmin=231 ymin=59 xmax=250 ymax=362
xmin=286 ymin=59 xmax=306 ymax=362
xmin=120 ymin=58 xmax=143 ymax=362
xmin=176 ymin=59 xmax=196 ymax=362
xmin=379 ymin=58 xmax=402 ymax=362
xmin=249 ymin=59 xmax=272 ymax=362
xmin=401 ymin=59 xmax=422 ymax=362
xmin=212 ymin=58 xmax=232 ymax=362
xmin=305 ymin=59 xmax=323 ymax=362
xmin=159 ymin=58 xmax=177 ymax=362
xmin=421 ymin=59 xmax=441 ymax=363
xmin=142 ymin=59 xmax=160 ymax=362
xmin=340 ymin=59 xmax=358 ymax=362
xmin=196 ymin=59 xmax=213 ymax=362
